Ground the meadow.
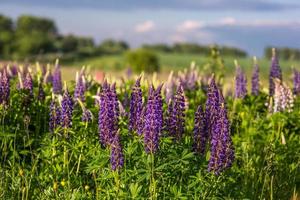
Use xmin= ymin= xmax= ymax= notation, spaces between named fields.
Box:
xmin=0 ymin=50 xmax=299 ymax=199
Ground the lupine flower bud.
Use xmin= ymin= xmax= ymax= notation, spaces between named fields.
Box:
xmin=193 ymin=105 xmax=208 ymax=155
xmin=293 ymin=69 xmax=300 ymax=95
xmin=269 ymin=48 xmax=282 ymax=96
xmin=208 ymin=89 xmax=234 ymax=175
xmin=53 ymin=61 xmax=62 ymax=94
xmin=251 ymin=57 xmax=260 ymax=95
xmin=234 ymin=60 xmax=247 ymax=99
xmin=143 ymin=84 xmax=163 ymax=153
xmin=60 ymin=85 xmax=73 ymax=129
xmin=129 ymin=76 xmax=143 ymax=132
xmin=110 ymin=134 xmax=124 ymax=171
xmin=271 ymin=79 xmax=294 ymax=113
xmin=167 ymin=85 xmax=185 ymax=140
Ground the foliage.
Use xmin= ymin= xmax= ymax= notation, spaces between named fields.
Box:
xmin=125 ymin=49 xmax=160 ymax=73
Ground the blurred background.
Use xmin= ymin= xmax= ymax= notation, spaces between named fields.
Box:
xmin=0 ymin=0 xmax=300 ymax=79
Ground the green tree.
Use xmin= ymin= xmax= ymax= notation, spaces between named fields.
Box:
xmin=125 ymin=49 xmax=160 ymax=73
xmin=0 ymin=15 xmax=14 ymax=58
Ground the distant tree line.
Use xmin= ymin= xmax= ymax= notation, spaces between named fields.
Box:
xmin=264 ymin=47 xmax=300 ymax=60
xmin=142 ymin=43 xmax=248 ymax=57
xmin=0 ymin=14 xmax=129 ymax=60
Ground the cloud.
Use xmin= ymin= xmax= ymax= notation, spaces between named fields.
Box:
xmin=134 ymin=20 xmax=155 ymax=33
xmin=1 ymin=0 xmax=299 ymax=11
xmin=177 ymin=20 xmax=205 ymax=32
xmin=217 ymin=17 xmax=237 ymax=26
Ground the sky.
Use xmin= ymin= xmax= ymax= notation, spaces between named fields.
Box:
xmin=0 ymin=0 xmax=300 ymax=56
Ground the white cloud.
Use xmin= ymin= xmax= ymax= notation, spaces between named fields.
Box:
xmin=135 ymin=20 xmax=155 ymax=33
xmin=217 ymin=17 xmax=237 ymax=25
xmin=177 ymin=20 xmax=205 ymax=32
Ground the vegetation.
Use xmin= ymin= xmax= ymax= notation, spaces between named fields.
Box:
xmin=125 ymin=49 xmax=160 ymax=72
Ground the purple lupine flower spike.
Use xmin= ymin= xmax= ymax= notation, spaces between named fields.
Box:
xmin=143 ymin=84 xmax=163 ymax=153
xmin=208 ymin=88 xmax=234 ymax=175
xmin=193 ymin=105 xmax=207 ymax=155
xmin=0 ymin=69 xmax=10 ymax=106
xmin=49 ymin=95 xmax=61 ymax=132
xmin=24 ymin=72 xmax=33 ymax=96
xmin=167 ymin=84 xmax=185 ymax=140
xmin=129 ymin=76 xmax=143 ymax=132
xmin=234 ymin=60 xmax=247 ymax=99
xmin=74 ymin=72 xmax=86 ymax=102
xmin=269 ymin=48 xmax=282 ymax=96
xmin=77 ymin=98 xmax=93 ymax=123
xmin=60 ymin=84 xmax=74 ymax=129
xmin=293 ymin=69 xmax=300 ymax=95
xmin=52 ymin=60 xmax=62 ymax=94
xmin=251 ymin=57 xmax=260 ymax=96
xmin=38 ymin=78 xmax=45 ymax=101
xmin=110 ymin=133 xmax=124 ymax=171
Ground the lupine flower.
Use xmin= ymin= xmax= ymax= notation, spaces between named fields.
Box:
xmin=251 ymin=57 xmax=260 ymax=96
xmin=38 ymin=79 xmax=45 ymax=101
xmin=269 ymin=48 xmax=282 ymax=96
xmin=74 ymin=72 xmax=86 ymax=101
xmin=193 ymin=105 xmax=208 ymax=155
xmin=271 ymin=79 xmax=294 ymax=113
xmin=98 ymin=81 xmax=119 ymax=147
xmin=208 ymin=88 xmax=234 ymax=175
xmin=77 ymin=99 xmax=93 ymax=123
xmin=129 ymin=76 xmax=143 ymax=132
xmin=110 ymin=134 xmax=124 ymax=171
xmin=24 ymin=72 xmax=33 ymax=96
xmin=178 ymin=62 xmax=199 ymax=90
xmin=143 ymin=84 xmax=163 ymax=153
xmin=60 ymin=86 xmax=73 ymax=129
xmin=49 ymin=97 xmax=61 ymax=132
xmin=44 ymin=65 xmax=53 ymax=84
xmin=53 ymin=62 xmax=62 ymax=94
xmin=0 ymin=69 xmax=10 ymax=105
xmin=167 ymin=85 xmax=185 ymax=140
xmin=164 ymin=71 xmax=175 ymax=104
xmin=293 ymin=69 xmax=300 ymax=95
xmin=234 ymin=60 xmax=247 ymax=99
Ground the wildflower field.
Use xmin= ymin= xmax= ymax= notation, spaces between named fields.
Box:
xmin=0 ymin=49 xmax=300 ymax=199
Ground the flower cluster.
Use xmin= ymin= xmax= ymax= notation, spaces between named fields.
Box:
xmin=24 ymin=72 xmax=33 ymax=96
xmin=129 ymin=77 xmax=143 ymax=133
xmin=143 ymin=84 xmax=163 ymax=153
xmin=271 ymin=79 xmax=294 ymax=113
xmin=110 ymin=134 xmax=124 ymax=171
xmin=251 ymin=57 xmax=260 ymax=96
xmin=193 ymin=105 xmax=207 ymax=155
xmin=0 ymin=69 xmax=10 ymax=106
xmin=235 ymin=61 xmax=247 ymax=99
xmin=74 ymin=72 xmax=86 ymax=102
xmin=98 ymin=81 xmax=119 ymax=147
xmin=167 ymin=85 xmax=186 ymax=140
xmin=293 ymin=69 xmax=300 ymax=95
xmin=49 ymin=96 xmax=61 ymax=133
xmin=60 ymin=87 xmax=74 ymax=129
xmin=269 ymin=48 xmax=282 ymax=96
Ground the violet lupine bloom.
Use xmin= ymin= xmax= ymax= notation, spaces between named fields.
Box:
xmin=98 ymin=81 xmax=119 ymax=147
xmin=193 ymin=105 xmax=208 ymax=155
xmin=129 ymin=77 xmax=143 ymax=132
xmin=60 ymin=88 xmax=74 ymax=129
xmin=167 ymin=85 xmax=185 ymax=140
xmin=82 ymin=108 xmax=93 ymax=123
xmin=24 ymin=72 xmax=33 ymax=96
xmin=74 ymin=72 xmax=86 ymax=101
xmin=52 ymin=65 xmax=62 ymax=94
xmin=208 ymin=89 xmax=234 ymax=175
xmin=293 ymin=69 xmax=300 ymax=95
xmin=269 ymin=48 xmax=282 ymax=96
xmin=234 ymin=62 xmax=247 ymax=99
xmin=251 ymin=57 xmax=260 ymax=96
xmin=110 ymin=134 xmax=124 ymax=171
xmin=38 ymin=80 xmax=45 ymax=101
xmin=49 ymin=98 xmax=61 ymax=132
xmin=143 ymin=85 xmax=163 ymax=153
xmin=0 ymin=70 xmax=10 ymax=105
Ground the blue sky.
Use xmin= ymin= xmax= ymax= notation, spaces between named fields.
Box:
xmin=0 ymin=0 xmax=300 ymax=56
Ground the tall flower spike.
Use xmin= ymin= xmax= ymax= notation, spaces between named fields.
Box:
xmin=269 ymin=48 xmax=282 ymax=96
xmin=24 ymin=72 xmax=33 ymax=96
xmin=129 ymin=76 xmax=143 ymax=133
xmin=251 ymin=57 xmax=260 ymax=96
xmin=234 ymin=60 xmax=247 ymax=99
xmin=293 ymin=68 xmax=300 ymax=95
xmin=60 ymin=83 xmax=74 ymax=129
xmin=167 ymin=84 xmax=185 ymax=140
xmin=0 ymin=69 xmax=10 ymax=105
xmin=110 ymin=133 xmax=124 ymax=171
xmin=49 ymin=94 xmax=61 ymax=132
xmin=193 ymin=105 xmax=208 ymax=155
xmin=208 ymin=88 xmax=234 ymax=175
xmin=272 ymin=79 xmax=294 ymax=113
xmin=52 ymin=60 xmax=62 ymax=94
xmin=143 ymin=85 xmax=163 ymax=153
xmin=77 ymin=99 xmax=93 ymax=123
xmin=74 ymin=72 xmax=86 ymax=102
